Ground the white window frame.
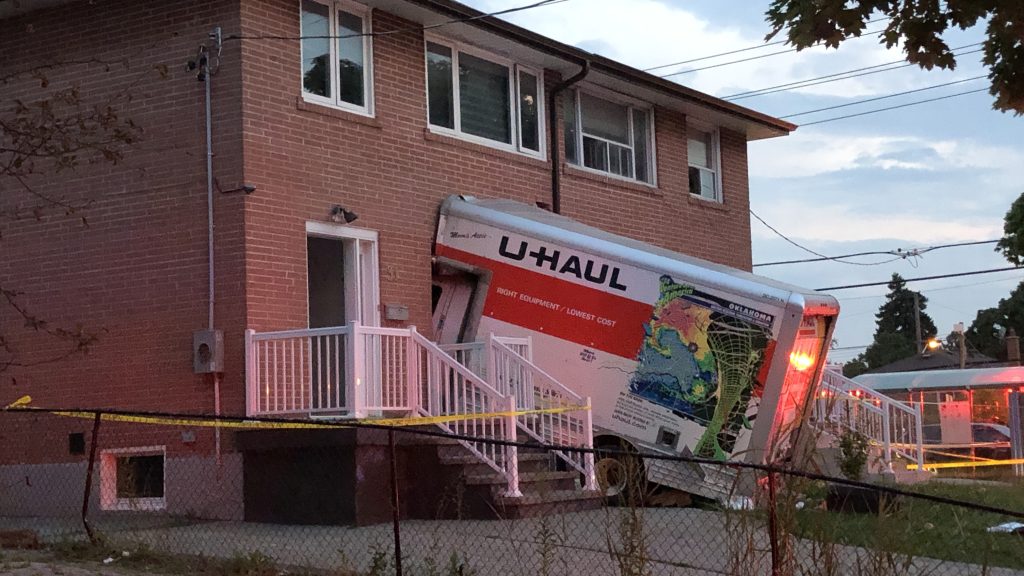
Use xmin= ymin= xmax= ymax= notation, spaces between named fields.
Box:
xmin=687 ymin=123 xmax=722 ymax=203
xmin=100 ymin=446 xmax=167 ymax=512
xmin=299 ymin=0 xmax=374 ymax=116
xmin=566 ymin=87 xmax=657 ymax=187
xmin=305 ymin=222 xmax=381 ymax=327
xmin=424 ymin=35 xmax=545 ymax=159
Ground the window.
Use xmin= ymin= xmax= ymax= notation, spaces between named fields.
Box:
xmin=564 ymin=90 xmax=654 ymax=184
xmin=301 ymin=0 xmax=372 ymax=114
xmin=688 ymin=127 xmax=720 ymax=201
xmin=100 ymin=447 xmax=166 ymax=511
xmin=425 ymin=39 xmax=543 ymax=156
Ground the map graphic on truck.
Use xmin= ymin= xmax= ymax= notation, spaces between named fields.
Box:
xmin=630 ymin=275 xmax=774 ymax=460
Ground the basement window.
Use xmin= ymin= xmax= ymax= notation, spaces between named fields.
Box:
xmin=100 ymin=447 xmax=166 ymax=511
xmin=300 ymin=0 xmax=373 ymax=115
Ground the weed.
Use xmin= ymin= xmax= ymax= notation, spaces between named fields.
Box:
xmin=221 ymin=551 xmax=279 ymax=576
xmin=366 ymin=541 xmax=391 ymax=576
xmin=838 ymin=430 xmax=870 ymax=481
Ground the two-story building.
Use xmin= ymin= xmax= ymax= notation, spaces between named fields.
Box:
xmin=0 ymin=0 xmax=795 ymax=523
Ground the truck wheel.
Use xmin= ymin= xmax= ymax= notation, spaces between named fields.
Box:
xmin=594 ymin=440 xmax=646 ymax=506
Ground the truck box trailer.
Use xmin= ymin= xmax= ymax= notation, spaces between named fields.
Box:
xmin=432 ymin=196 xmax=839 ymax=499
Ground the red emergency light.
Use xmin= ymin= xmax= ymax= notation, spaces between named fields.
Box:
xmin=789 ymin=351 xmax=815 ymax=372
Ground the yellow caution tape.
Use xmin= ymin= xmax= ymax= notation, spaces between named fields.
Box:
xmin=3 ymin=395 xmax=32 ymax=410
xmin=908 ymin=458 xmax=1024 ymax=471
xmin=6 ymin=397 xmax=589 ymax=430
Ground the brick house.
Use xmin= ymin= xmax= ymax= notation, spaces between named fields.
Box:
xmin=0 ymin=0 xmax=795 ymax=523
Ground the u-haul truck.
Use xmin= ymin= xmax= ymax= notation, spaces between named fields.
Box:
xmin=432 ymin=196 xmax=839 ymax=499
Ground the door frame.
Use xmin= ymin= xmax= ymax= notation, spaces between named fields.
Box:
xmin=306 ymin=221 xmax=381 ymax=327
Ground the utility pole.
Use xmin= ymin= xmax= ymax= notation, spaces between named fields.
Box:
xmin=955 ymin=322 xmax=966 ymax=369
xmin=914 ymin=292 xmax=923 ymax=354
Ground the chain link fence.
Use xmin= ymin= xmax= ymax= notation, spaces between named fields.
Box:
xmin=2 ymin=408 xmax=1024 ymax=576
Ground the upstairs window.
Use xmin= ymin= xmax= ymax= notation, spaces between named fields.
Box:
xmin=688 ymin=127 xmax=721 ymax=201
xmin=301 ymin=0 xmax=372 ymax=114
xmin=425 ymin=39 xmax=543 ymax=156
xmin=564 ymin=90 xmax=654 ymax=184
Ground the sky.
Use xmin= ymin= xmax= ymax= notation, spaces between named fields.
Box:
xmin=468 ymin=0 xmax=1024 ymax=364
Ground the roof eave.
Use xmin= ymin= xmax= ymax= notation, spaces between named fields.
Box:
xmin=401 ymin=0 xmax=796 ymax=139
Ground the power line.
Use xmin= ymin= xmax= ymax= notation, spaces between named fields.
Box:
xmin=225 ymin=0 xmax=567 ymax=41
xmin=800 ymin=87 xmax=989 ymax=126
xmin=833 ymin=274 xmax=1024 ymax=302
xmin=754 ymin=239 xmax=999 ymax=267
xmin=750 ymin=210 xmax=903 ymax=266
xmin=816 ymin=267 xmax=1023 ymax=291
xmin=657 ymin=24 xmax=893 ymax=79
xmin=779 ymin=75 xmax=987 ymax=119
xmin=659 ymin=47 xmax=802 ymax=78
xmin=644 ymin=16 xmax=892 ymax=73
xmin=722 ymin=43 xmax=983 ymax=100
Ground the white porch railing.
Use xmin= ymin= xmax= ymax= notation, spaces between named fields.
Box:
xmin=488 ymin=335 xmax=597 ymax=491
xmin=245 ymin=323 xmax=596 ymax=497
xmin=439 ymin=337 xmax=532 ymax=381
xmin=811 ymin=367 xmax=924 ymax=471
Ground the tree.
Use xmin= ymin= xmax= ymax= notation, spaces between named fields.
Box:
xmin=842 ymin=273 xmax=936 ymax=377
xmin=765 ymin=1 xmax=1024 ymax=115
xmin=996 ymin=191 xmax=1024 ymax=265
xmin=1 ymin=61 xmax=146 ymax=373
xmin=966 ymin=283 xmax=1024 ymax=361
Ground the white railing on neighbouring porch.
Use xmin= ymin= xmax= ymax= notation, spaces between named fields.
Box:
xmin=810 ymin=367 xmax=924 ymax=471
xmin=245 ymin=322 xmax=596 ymax=497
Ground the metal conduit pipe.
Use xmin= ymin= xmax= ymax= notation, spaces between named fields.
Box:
xmin=548 ymin=60 xmax=589 ymax=214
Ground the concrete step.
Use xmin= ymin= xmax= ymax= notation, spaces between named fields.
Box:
xmin=493 ymin=489 xmax=604 ymax=519
xmin=463 ymin=470 xmax=579 ymax=490
xmin=439 ymin=450 xmax=553 ymax=475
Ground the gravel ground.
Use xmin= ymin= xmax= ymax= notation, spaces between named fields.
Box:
xmin=2 ymin=510 xmax=1022 ymax=576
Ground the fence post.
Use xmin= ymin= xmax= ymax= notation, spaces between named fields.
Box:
xmin=582 ymin=396 xmax=597 ymax=491
xmin=348 ymin=320 xmax=365 ymax=418
xmin=767 ymin=471 xmax=781 ymax=576
xmin=244 ymin=329 xmax=256 ymax=416
xmin=505 ymin=395 xmax=522 ymax=498
xmin=388 ymin=429 xmax=403 ymax=576
xmin=82 ymin=411 xmax=102 ymax=545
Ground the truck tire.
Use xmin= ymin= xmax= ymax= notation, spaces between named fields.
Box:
xmin=594 ymin=438 xmax=647 ymax=506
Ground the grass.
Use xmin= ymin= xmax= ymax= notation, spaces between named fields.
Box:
xmin=789 ymin=479 xmax=1024 ymax=570
xmin=48 ymin=540 xmax=357 ymax=576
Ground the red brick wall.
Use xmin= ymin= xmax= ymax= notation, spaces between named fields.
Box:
xmin=238 ymin=2 xmax=754 ymax=361
xmin=0 ymin=0 xmax=756 ymax=443
xmin=0 ymin=0 xmax=246 ymax=458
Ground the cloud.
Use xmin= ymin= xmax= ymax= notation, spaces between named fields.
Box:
xmin=751 ymin=200 xmax=1003 ymax=243
xmin=471 ymin=0 xmax=953 ymax=99
xmin=749 ymin=132 xmax=1024 ymax=179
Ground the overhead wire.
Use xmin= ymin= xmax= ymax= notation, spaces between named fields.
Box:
xmin=722 ymin=43 xmax=984 ymax=100
xmin=643 ymin=16 xmax=893 ymax=73
xmin=751 ymin=210 xmax=905 ymax=266
xmin=817 ymin=267 xmax=1023 ymax=291
xmin=657 ymin=24 xmax=894 ymax=78
xmin=779 ymin=75 xmax=987 ymax=119
xmin=224 ymin=0 xmax=568 ymax=41
xmin=754 ymin=239 xmax=1000 ymax=267
xmin=799 ymin=86 xmax=990 ymax=126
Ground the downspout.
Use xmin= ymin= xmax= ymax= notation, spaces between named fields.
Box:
xmin=548 ymin=60 xmax=589 ymax=215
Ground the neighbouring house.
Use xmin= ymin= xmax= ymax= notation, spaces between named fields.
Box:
xmin=0 ymin=0 xmax=795 ymax=524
